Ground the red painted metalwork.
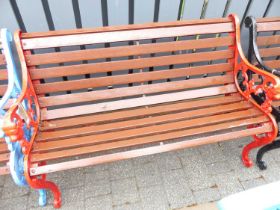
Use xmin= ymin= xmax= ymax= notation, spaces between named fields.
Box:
xmin=230 ymin=14 xmax=280 ymax=167
xmin=2 ymin=31 xmax=61 ymax=208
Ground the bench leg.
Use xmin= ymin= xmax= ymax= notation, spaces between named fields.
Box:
xmin=242 ymin=134 xmax=273 ymax=168
xmin=256 ymin=139 xmax=280 ymax=170
xmin=25 ymin=159 xmax=62 ymax=208
xmin=31 ymin=178 xmax=61 ymax=208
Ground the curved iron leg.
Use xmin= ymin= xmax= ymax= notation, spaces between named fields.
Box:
xmin=24 ymin=158 xmax=62 ymax=208
xmin=256 ymin=139 xmax=280 ymax=170
xmin=242 ymin=137 xmax=272 ymax=167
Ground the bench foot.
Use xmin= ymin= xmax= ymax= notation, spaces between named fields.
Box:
xmin=256 ymin=160 xmax=267 ymax=170
xmin=242 ymin=134 xmax=273 ymax=168
xmin=256 ymin=139 xmax=280 ymax=170
xmin=25 ymin=162 xmax=61 ymax=208
xmin=31 ymin=179 xmax=61 ymax=208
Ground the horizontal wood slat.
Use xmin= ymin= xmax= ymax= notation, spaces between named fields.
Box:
xmin=41 ymin=84 xmax=237 ymax=120
xmin=31 ymin=116 xmax=268 ymax=162
xmin=256 ymin=17 xmax=280 ymax=23
xmin=0 ymin=153 xmax=9 ymax=163
xmin=41 ymin=94 xmax=243 ymax=131
xmin=0 ymin=166 xmax=9 ymax=175
xmin=30 ymin=49 xmax=233 ymax=80
xmin=30 ymin=123 xmax=271 ymax=175
xmin=0 ymin=70 xmax=8 ymax=80
xmin=0 ymin=55 xmax=5 ymax=65
xmin=26 ymin=36 xmax=234 ymax=66
xmin=22 ymin=17 xmax=231 ymax=39
xmin=37 ymin=102 xmax=255 ymax=141
xmin=265 ymin=60 xmax=280 ymax=69
xmin=0 ymin=143 xmax=8 ymax=153
xmin=257 ymin=35 xmax=280 ymax=46
xmin=259 ymin=47 xmax=280 ymax=57
xmin=0 ymin=85 xmax=7 ymax=95
xmin=257 ymin=22 xmax=280 ymax=32
xmin=22 ymin=23 xmax=233 ymax=50
xmin=273 ymin=100 xmax=280 ymax=107
xmin=34 ymin=108 xmax=261 ymax=152
xmin=35 ymin=70 xmax=233 ymax=94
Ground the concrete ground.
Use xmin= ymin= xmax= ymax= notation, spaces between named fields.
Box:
xmin=1 ymin=136 xmax=280 ymax=210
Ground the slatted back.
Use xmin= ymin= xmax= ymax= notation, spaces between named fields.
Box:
xmin=255 ymin=17 xmax=280 ymax=69
xmin=18 ymin=17 xmax=237 ymax=120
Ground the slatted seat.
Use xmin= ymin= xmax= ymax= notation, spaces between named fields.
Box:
xmin=32 ymin=94 xmax=270 ymax=163
xmin=4 ymin=14 xmax=280 ymax=208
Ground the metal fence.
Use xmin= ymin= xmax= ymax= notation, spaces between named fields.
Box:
xmin=0 ymin=0 xmax=279 ymax=51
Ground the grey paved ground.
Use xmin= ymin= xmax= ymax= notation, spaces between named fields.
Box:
xmin=1 ymin=136 xmax=280 ymax=210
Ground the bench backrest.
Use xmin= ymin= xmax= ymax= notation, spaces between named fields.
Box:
xmin=254 ymin=17 xmax=280 ymax=69
xmin=15 ymin=17 xmax=238 ymax=121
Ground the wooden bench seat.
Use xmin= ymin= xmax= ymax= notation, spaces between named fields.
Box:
xmin=31 ymin=94 xmax=269 ymax=165
xmin=3 ymin=14 xmax=280 ymax=208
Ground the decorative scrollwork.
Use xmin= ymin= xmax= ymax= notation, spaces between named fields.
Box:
xmin=3 ymin=83 xmax=38 ymax=154
xmin=237 ymin=62 xmax=277 ymax=114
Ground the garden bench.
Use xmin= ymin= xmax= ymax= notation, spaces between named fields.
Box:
xmin=3 ymin=14 xmax=280 ymax=208
xmin=245 ymin=16 xmax=280 ymax=170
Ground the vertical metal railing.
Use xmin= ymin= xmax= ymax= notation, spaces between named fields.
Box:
xmin=41 ymin=0 xmax=71 ymax=94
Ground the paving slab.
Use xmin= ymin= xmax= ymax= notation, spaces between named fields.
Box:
xmin=2 ymin=138 xmax=280 ymax=210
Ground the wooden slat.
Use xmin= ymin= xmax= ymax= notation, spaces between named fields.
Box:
xmin=34 ymin=108 xmax=261 ymax=152
xmin=30 ymin=49 xmax=233 ymax=80
xmin=272 ymin=100 xmax=280 ymax=107
xmin=265 ymin=60 xmax=280 ymax=69
xmin=0 ymin=166 xmax=9 ymax=175
xmin=37 ymin=102 xmax=255 ymax=141
xmin=257 ymin=35 xmax=280 ymax=46
xmin=0 ymin=153 xmax=9 ymax=163
xmin=0 ymin=85 xmax=7 ymax=95
xmin=41 ymin=94 xmax=243 ymax=131
xmin=0 ymin=143 xmax=8 ymax=153
xmin=34 ymin=69 xmax=233 ymax=94
xmin=22 ymin=17 xmax=231 ymax=39
xmin=0 ymin=70 xmax=8 ymax=80
xmin=257 ymin=21 xmax=280 ymax=32
xmin=0 ymin=55 xmax=5 ymax=65
xmin=31 ymin=116 xmax=268 ymax=162
xmin=41 ymin=84 xmax=236 ymax=120
xmin=30 ymin=123 xmax=271 ymax=175
xmin=259 ymin=47 xmax=280 ymax=57
xmin=22 ymin=23 xmax=234 ymax=49
xmin=256 ymin=17 xmax=280 ymax=23
xmin=26 ymin=36 xmax=234 ymax=66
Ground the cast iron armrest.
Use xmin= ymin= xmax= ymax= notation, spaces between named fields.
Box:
xmin=230 ymin=14 xmax=280 ymax=115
